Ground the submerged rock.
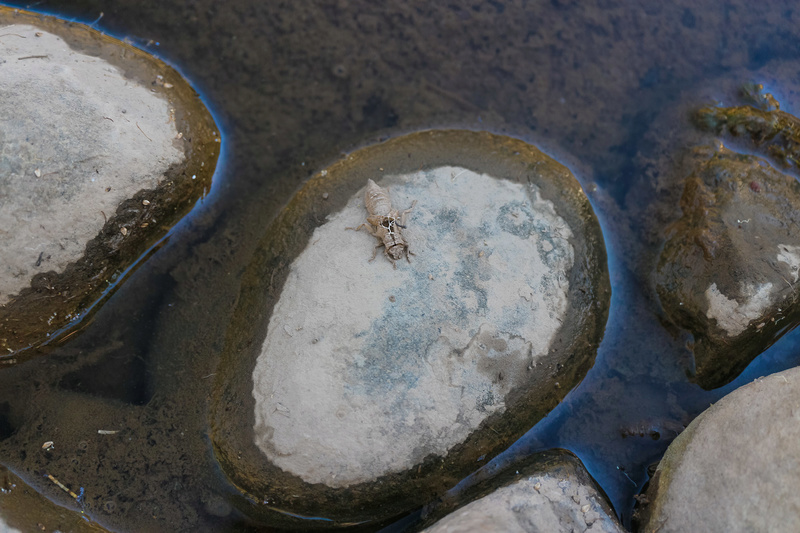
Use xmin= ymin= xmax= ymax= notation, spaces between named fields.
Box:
xmin=655 ymin=145 xmax=800 ymax=389
xmin=211 ymin=130 xmax=610 ymax=526
xmin=637 ymin=367 xmax=800 ymax=532
xmin=420 ymin=452 xmax=624 ymax=533
xmin=694 ymin=83 xmax=800 ymax=170
xmin=0 ymin=7 xmax=219 ymax=358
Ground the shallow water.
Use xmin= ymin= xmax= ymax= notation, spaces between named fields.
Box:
xmin=2 ymin=0 xmax=800 ymax=531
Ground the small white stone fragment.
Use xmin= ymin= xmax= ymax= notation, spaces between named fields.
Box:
xmin=777 ymin=244 xmax=800 ymax=282
xmin=705 ymin=282 xmax=774 ymax=336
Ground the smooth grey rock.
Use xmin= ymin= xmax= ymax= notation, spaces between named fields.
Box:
xmin=422 ymin=452 xmax=624 ymax=533
xmin=0 ymin=24 xmax=183 ymax=305
xmin=0 ymin=8 xmax=220 ymax=357
xmin=639 ymin=367 xmax=800 ymax=533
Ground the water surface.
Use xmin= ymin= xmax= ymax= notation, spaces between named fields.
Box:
xmin=2 ymin=1 xmax=800 ymax=531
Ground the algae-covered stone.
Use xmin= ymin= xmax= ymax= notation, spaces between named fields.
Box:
xmin=421 ymin=452 xmax=624 ymax=533
xmin=0 ymin=7 xmax=219 ymax=358
xmin=637 ymin=367 xmax=800 ymax=533
xmin=694 ymin=83 xmax=800 ymax=170
xmin=655 ymin=146 xmax=800 ymax=389
xmin=211 ymin=130 xmax=610 ymax=526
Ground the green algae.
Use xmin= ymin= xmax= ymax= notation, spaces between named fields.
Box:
xmin=694 ymin=84 xmax=800 ymax=170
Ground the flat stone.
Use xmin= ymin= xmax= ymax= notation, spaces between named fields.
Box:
xmin=422 ymin=453 xmax=625 ymax=533
xmin=254 ymin=166 xmax=574 ymax=487
xmin=0 ymin=7 xmax=219 ymax=357
xmin=655 ymin=146 xmax=800 ymax=389
xmin=637 ymin=367 xmax=800 ymax=532
xmin=211 ymin=130 xmax=610 ymax=525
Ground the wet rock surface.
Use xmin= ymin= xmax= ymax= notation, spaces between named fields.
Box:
xmin=655 ymin=146 xmax=800 ymax=389
xmin=255 ymin=166 xmax=576 ymax=488
xmin=0 ymin=7 xmax=220 ymax=358
xmin=637 ymin=367 xmax=800 ymax=533
xmin=420 ymin=452 xmax=624 ymax=533
xmin=211 ymin=130 xmax=610 ymax=525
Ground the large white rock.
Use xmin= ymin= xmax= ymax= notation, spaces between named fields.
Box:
xmin=252 ymin=166 xmax=574 ymax=487
xmin=0 ymin=24 xmax=184 ymax=305
xmin=640 ymin=366 xmax=800 ymax=532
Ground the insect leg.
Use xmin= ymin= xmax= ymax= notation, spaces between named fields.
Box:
xmin=399 ymin=200 xmax=417 ymax=226
xmin=369 ymin=242 xmax=383 ymax=262
xmin=345 ymin=223 xmax=368 ymax=232
xmin=347 ymin=222 xmax=381 ymax=237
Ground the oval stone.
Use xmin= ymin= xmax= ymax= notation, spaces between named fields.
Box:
xmin=656 ymin=146 xmax=800 ymax=389
xmin=638 ymin=367 xmax=800 ymax=532
xmin=0 ymin=7 xmax=220 ymax=358
xmin=211 ymin=130 xmax=609 ymax=526
xmin=419 ymin=452 xmax=624 ymax=533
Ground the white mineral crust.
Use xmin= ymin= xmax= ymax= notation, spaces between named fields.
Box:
xmin=252 ymin=166 xmax=574 ymax=487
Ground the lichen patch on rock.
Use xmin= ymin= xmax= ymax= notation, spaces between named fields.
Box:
xmin=252 ymin=166 xmax=574 ymax=487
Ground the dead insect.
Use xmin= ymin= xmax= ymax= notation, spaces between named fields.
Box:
xmin=347 ymin=179 xmax=416 ymax=268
